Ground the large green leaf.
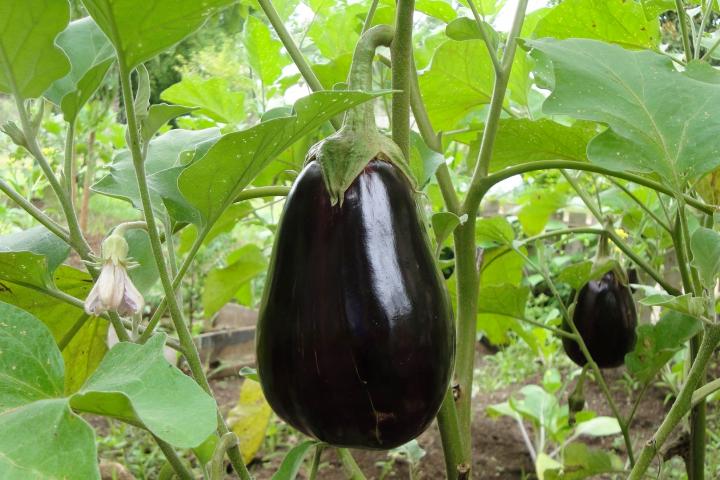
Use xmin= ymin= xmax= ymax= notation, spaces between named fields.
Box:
xmin=71 ymin=334 xmax=217 ymax=448
xmin=306 ymin=1 xmax=365 ymax=59
xmin=81 ymin=0 xmax=235 ymax=70
xmin=178 ymin=90 xmax=388 ymax=228
xmin=161 ymin=76 xmax=245 ymax=124
xmin=0 ymin=302 xmax=99 ymax=479
xmin=419 ymin=39 xmax=494 ymax=130
xmin=244 ymin=15 xmax=287 ymax=86
xmin=44 ymin=17 xmax=114 ymax=122
xmin=93 ymin=128 xmax=220 ymax=224
xmin=690 ymin=227 xmax=720 ymax=289
xmin=0 ymin=399 xmax=99 ymax=480
xmin=526 ymin=38 xmax=720 ymax=188
xmin=0 ymin=266 xmax=108 ymax=394
xmin=0 ymin=0 xmax=70 ymax=99
xmin=0 ymin=226 xmax=69 ymax=289
xmin=532 ymin=0 xmax=659 ymax=49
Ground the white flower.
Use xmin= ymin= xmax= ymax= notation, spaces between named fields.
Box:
xmin=84 ymin=233 xmax=144 ymax=317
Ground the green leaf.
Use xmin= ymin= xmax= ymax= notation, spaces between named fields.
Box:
xmin=178 ymin=90 xmax=388 ymax=228
xmin=93 ymin=128 xmax=220 ymax=224
xmin=690 ymin=227 xmax=720 ymax=289
xmin=244 ymin=15 xmax=287 ymax=86
xmin=419 ymin=39 xmax=494 ymax=130
xmin=306 ymin=2 xmax=365 ymax=59
xmin=573 ymin=416 xmax=621 ymax=437
xmin=0 ymin=301 xmax=64 ymax=409
xmin=0 ymin=0 xmax=70 ymax=99
xmin=0 ymin=302 xmax=99 ymax=479
xmin=0 ymin=399 xmax=99 ymax=480
xmin=526 ymin=38 xmax=720 ymax=188
xmin=160 ymin=76 xmax=245 ymax=124
xmin=626 ymin=312 xmax=702 ymax=383
xmin=532 ymin=0 xmax=659 ymax=49
xmin=313 ymin=54 xmax=352 ymax=90
xmin=517 ymin=185 xmax=567 ymax=236
xmin=478 ymin=284 xmax=529 ymax=319
xmin=125 ymin=229 xmax=160 ymax=292
xmin=203 ymin=245 xmax=267 ymax=317
xmin=45 ymin=17 xmax=114 ymax=122
xmin=431 ymin=212 xmax=462 ymax=255
xmin=640 ymin=293 xmax=706 ymax=317
xmin=557 ymin=258 xmax=618 ymax=290
xmin=271 ymin=440 xmax=319 ymax=480
xmin=545 ymin=442 xmax=624 ymax=480
xmin=446 ymin=17 xmax=498 ymax=45
xmin=0 ymin=266 xmax=108 ymax=394
xmin=409 ymin=131 xmax=445 ymax=188
xmin=82 ymin=0 xmax=235 ymax=70
xmin=71 ymin=334 xmax=217 ymax=448
xmin=141 ymin=104 xmax=196 ymax=142
xmin=0 ymin=226 xmax=69 ymax=288
xmin=475 ymin=216 xmax=514 ymax=247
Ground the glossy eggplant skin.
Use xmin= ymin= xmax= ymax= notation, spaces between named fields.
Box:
xmin=562 ymin=270 xmax=637 ymax=368
xmin=256 ymin=159 xmax=454 ymax=450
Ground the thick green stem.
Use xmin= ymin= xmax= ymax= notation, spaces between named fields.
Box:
xmin=154 ymin=436 xmax=194 ymax=480
xmin=628 ymin=325 xmax=720 ymax=480
xmin=211 ymin=433 xmax=239 ymax=480
xmin=692 ymin=377 xmax=720 ymax=407
xmin=675 ymin=0 xmax=693 ymax=62
xmin=58 ymin=313 xmax=90 ymax=351
xmin=390 ymin=0 xmax=414 ymax=158
xmin=436 ymin=388 xmax=466 ymax=479
xmin=117 ymin=62 xmax=250 ymax=480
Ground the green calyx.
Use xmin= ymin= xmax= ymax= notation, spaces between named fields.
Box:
xmin=307 ymin=24 xmax=415 ymax=206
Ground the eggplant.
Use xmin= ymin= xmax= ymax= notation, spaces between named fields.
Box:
xmin=256 ymin=159 xmax=454 ymax=449
xmin=562 ymin=270 xmax=637 ymax=368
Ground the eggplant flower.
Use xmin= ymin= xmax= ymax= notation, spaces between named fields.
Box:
xmin=84 ymin=233 xmax=144 ymax=317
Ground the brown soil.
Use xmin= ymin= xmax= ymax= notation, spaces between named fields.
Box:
xmin=213 ymin=350 xmax=672 ymax=480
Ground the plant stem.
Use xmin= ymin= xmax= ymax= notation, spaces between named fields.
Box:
xmin=117 ymin=62 xmax=250 ymax=480
xmin=606 ymin=177 xmax=672 ymax=233
xmin=308 ymin=444 xmax=325 ymax=480
xmin=466 ymin=0 xmax=501 ymax=71
xmin=0 ymin=179 xmax=71 ymax=244
xmin=436 ymin=387 xmax=466 ymax=478
xmin=628 ymin=325 xmax=720 ymax=480
xmin=695 ymin=0 xmax=713 ymax=59
xmin=58 ymin=313 xmax=90 ymax=350
xmin=390 ymin=0 xmax=415 ymax=158
xmin=561 ymin=171 xmax=680 ymax=296
xmin=79 ymin=130 xmax=96 ymax=233
xmin=154 ymin=435 xmax=194 ymax=480
xmin=692 ymin=377 xmax=720 ymax=407
xmin=338 ymin=449 xmax=366 ymax=479
xmin=675 ymin=0 xmax=693 ymax=62
xmin=211 ymin=433 xmax=239 ymax=480
xmin=362 ymin=0 xmax=380 ymax=33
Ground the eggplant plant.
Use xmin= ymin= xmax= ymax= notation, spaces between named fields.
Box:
xmin=2 ymin=0 xmax=720 ymax=479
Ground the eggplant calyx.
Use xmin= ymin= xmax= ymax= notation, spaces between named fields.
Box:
xmin=306 ymin=24 xmax=415 ymax=205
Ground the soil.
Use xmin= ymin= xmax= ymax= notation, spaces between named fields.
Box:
xmin=211 ymin=345 xmax=672 ymax=480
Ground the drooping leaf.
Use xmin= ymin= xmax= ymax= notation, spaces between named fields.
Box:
xmin=161 ymin=76 xmax=245 ymax=124
xmin=178 ymin=90 xmax=388 ymax=228
xmin=203 ymin=245 xmax=267 ymax=317
xmin=639 ymin=293 xmax=706 ymax=318
xmin=475 ymin=216 xmax=514 ymax=247
xmin=557 ymin=258 xmax=619 ymax=290
xmin=81 ymin=0 xmax=235 ymax=70
xmin=0 ymin=226 xmax=69 ymax=289
xmin=141 ymin=104 xmax=197 ymax=142
xmin=71 ymin=334 xmax=217 ymax=448
xmin=626 ymin=312 xmax=702 ymax=383
xmin=545 ymin=442 xmax=624 ymax=480
xmin=446 ymin=17 xmax=498 ymax=46
xmin=526 ymin=38 xmax=720 ymax=189
xmin=432 ymin=212 xmax=463 ymax=255
xmin=227 ymin=379 xmax=272 ymax=464
xmin=0 ymin=0 xmax=70 ymax=99
xmin=409 ymin=131 xmax=445 ymax=188
xmin=125 ymin=228 xmax=160 ymax=292
xmin=477 ymin=284 xmax=530 ymax=319
xmin=532 ymin=0 xmax=659 ymax=49
xmin=45 ymin=17 xmax=114 ymax=122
